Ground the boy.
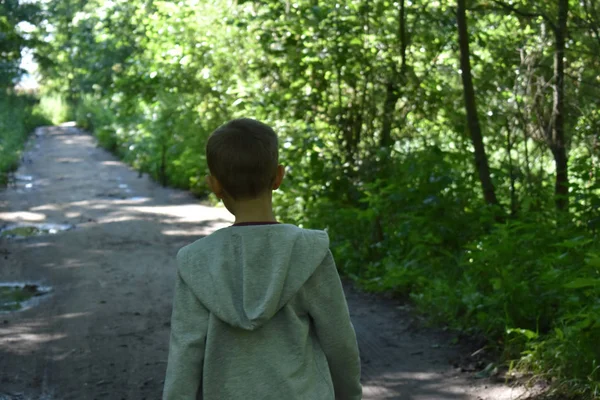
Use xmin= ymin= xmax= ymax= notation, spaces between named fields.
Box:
xmin=163 ymin=118 xmax=362 ymax=400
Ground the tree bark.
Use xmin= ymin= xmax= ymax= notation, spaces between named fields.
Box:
xmin=380 ymin=0 xmax=407 ymax=148
xmin=551 ymin=0 xmax=569 ymax=211
xmin=456 ymin=0 xmax=500 ymax=207
xmin=380 ymin=80 xmax=399 ymax=148
xmin=506 ymin=121 xmax=518 ymax=216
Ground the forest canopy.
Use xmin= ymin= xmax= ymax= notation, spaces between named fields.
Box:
xmin=3 ymin=0 xmax=600 ymax=397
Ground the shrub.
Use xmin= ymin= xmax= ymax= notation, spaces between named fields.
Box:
xmin=38 ymin=93 xmax=72 ymax=125
xmin=0 ymin=93 xmax=52 ymax=185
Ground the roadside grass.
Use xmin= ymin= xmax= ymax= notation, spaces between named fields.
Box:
xmin=0 ymin=92 xmax=53 ymax=186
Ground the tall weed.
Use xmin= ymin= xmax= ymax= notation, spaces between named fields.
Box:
xmin=0 ymin=92 xmax=52 ymax=185
xmin=38 ymin=93 xmax=72 ymax=125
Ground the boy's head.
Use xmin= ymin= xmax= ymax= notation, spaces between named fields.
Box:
xmin=206 ymin=118 xmax=282 ymax=201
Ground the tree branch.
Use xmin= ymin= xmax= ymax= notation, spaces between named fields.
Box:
xmin=490 ymin=0 xmax=557 ymax=31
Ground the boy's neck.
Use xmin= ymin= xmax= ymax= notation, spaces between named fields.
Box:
xmin=228 ymin=194 xmax=277 ymax=225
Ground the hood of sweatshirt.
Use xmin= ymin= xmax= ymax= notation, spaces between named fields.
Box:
xmin=175 ymin=224 xmax=330 ymax=331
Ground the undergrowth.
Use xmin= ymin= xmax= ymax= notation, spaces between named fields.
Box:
xmin=0 ymin=92 xmax=53 ymax=186
xmin=37 ymin=93 xmax=72 ymax=125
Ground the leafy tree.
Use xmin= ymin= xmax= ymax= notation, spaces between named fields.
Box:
xmin=456 ymin=0 xmax=500 ymax=208
xmin=0 ymin=0 xmax=41 ymax=87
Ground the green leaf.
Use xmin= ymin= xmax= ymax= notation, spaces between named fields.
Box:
xmin=585 ymin=256 xmax=600 ymax=268
xmin=475 ymin=363 xmax=498 ymax=379
xmin=554 ymin=327 xmax=564 ymax=340
xmin=564 ymin=278 xmax=600 ymax=289
xmin=506 ymin=328 xmax=538 ymax=340
xmin=349 ymin=37 xmax=362 ymax=46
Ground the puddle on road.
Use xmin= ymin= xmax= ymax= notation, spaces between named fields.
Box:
xmin=0 ymin=283 xmax=52 ymax=312
xmin=118 ymin=183 xmax=132 ymax=194
xmin=8 ymin=175 xmax=35 ymax=191
xmin=14 ymin=175 xmax=33 ymax=182
xmin=127 ymin=196 xmax=148 ymax=202
xmin=0 ymin=223 xmax=73 ymax=239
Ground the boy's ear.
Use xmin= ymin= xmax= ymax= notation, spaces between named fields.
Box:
xmin=272 ymin=165 xmax=285 ymax=190
xmin=206 ymin=175 xmax=225 ymax=199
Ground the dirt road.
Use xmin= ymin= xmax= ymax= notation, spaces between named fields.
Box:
xmin=0 ymin=126 xmax=530 ymax=399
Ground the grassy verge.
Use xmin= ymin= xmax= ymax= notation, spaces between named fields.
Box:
xmin=0 ymin=92 xmax=53 ymax=186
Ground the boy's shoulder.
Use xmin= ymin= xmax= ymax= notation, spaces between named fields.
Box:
xmin=175 ymin=226 xmax=231 ymax=265
xmin=176 ymin=224 xmax=329 ymax=264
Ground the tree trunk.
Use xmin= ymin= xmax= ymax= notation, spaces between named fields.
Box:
xmin=380 ymin=80 xmax=399 ymax=148
xmin=159 ymin=143 xmax=167 ymax=187
xmin=551 ymin=0 xmax=569 ymax=211
xmin=456 ymin=0 xmax=500 ymax=207
xmin=506 ymin=121 xmax=518 ymax=216
xmin=380 ymin=0 xmax=407 ymax=148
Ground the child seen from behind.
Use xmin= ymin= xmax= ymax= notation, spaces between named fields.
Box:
xmin=163 ymin=118 xmax=362 ymax=400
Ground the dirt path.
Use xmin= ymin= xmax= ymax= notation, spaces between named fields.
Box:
xmin=0 ymin=126 xmax=531 ymax=399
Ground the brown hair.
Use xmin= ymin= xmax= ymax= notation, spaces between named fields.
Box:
xmin=206 ymin=118 xmax=279 ymax=200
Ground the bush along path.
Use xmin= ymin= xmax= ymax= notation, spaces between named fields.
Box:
xmin=0 ymin=126 xmax=540 ymax=400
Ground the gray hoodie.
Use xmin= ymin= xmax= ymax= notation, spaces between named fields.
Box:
xmin=163 ymin=223 xmax=362 ymax=400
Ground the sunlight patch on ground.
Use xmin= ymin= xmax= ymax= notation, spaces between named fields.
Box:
xmin=0 ymin=211 xmax=46 ymax=222
xmin=100 ymin=161 xmax=123 ymax=166
xmin=362 ymin=371 xmax=531 ymax=400
xmin=30 ymin=204 xmax=58 ymax=212
xmin=473 ymin=385 xmax=530 ymax=400
xmin=55 ymin=312 xmax=90 ymax=320
xmin=361 ymin=384 xmax=398 ymax=399
xmin=1 ymin=331 xmax=68 ymax=353
xmin=161 ymin=226 xmax=227 ymax=236
xmin=24 ymin=242 xmax=52 ymax=249
xmin=22 ymin=199 xmax=232 ymax=229
xmin=131 ymin=204 xmax=233 ymax=223
xmin=40 ymin=258 xmax=88 ymax=270
xmin=0 ymin=322 xmax=66 ymax=354
xmin=54 ymin=157 xmax=83 ymax=164
xmin=93 ymin=215 xmax=138 ymax=223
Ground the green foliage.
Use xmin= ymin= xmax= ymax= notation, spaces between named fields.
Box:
xmin=74 ymin=94 xmax=117 ymax=149
xmin=74 ymin=92 xmax=215 ymax=193
xmin=510 ymin=248 xmax=600 ymax=398
xmin=0 ymin=92 xmax=52 ymax=185
xmin=0 ymin=0 xmax=41 ymax=88
xmin=415 ymin=220 xmax=599 ymax=389
xmin=38 ymin=94 xmax=73 ymax=125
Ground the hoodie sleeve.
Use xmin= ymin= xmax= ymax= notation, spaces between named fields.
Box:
xmin=163 ymin=267 xmax=209 ymax=400
xmin=305 ymin=250 xmax=362 ymax=400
